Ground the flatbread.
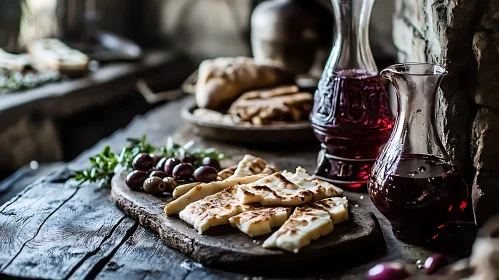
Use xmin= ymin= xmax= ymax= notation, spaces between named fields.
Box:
xmin=229 ymin=207 xmax=291 ymax=237
xmin=179 ymin=186 xmax=256 ymax=233
xmin=262 ymin=207 xmax=334 ymax=253
xmin=172 ymin=182 xmax=201 ymax=199
xmin=308 ymin=197 xmax=349 ymax=225
xmin=237 ymin=168 xmax=343 ymax=206
xmin=230 ymin=154 xmax=278 ymax=179
xmin=164 ymin=175 xmax=264 ymax=215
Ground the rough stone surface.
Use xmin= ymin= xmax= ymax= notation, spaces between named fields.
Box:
xmin=393 ymin=0 xmax=478 ymax=171
xmin=472 ymin=170 xmax=499 ymax=226
xmin=471 ymin=108 xmax=499 ymax=171
xmin=471 ymin=32 xmax=499 ymax=107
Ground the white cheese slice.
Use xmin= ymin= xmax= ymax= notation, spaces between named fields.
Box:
xmin=262 ymin=207 xmax=334 ymax=253
xmin=282 ymin=167 xmax=344 ymax=199
xmin=229 ymin=207 xmax=291 ymax=237
xmin=179 ymin=186 xmax=256 ymax=233
xmin=164 ymin=175 xmax=264 ymax=215
xmin=229 ymin=154 xmax=277 ymax=178
xmin=308 ymin=197 xmax=349 ymax=225
xmin=237 ymin=168 xmax=343 ymax=206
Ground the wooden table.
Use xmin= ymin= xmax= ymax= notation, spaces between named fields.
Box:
xmin=0 ymin=96 xmax=452 ymax=279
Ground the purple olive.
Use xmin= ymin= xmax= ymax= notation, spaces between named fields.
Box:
xmin=194 ymin=166 xmax=218 ymax=183
xmin=149 ymin=170 xmax=168 ymax=179
xmin=201 ymin=157 xmax=221 ymax=171
xmin=155 ymin=157 xmax=167 ymax=170
xmin=152 ymin=154 xmax=164 ymax=167
xmin=424 ymin=254 xmax=448 ymax=275
xmin=172 ymin=163 xmax=195 ymax=180
xmin=126 ymin=170 xmax=148 ymax=191
xmin=181 ymin=153 xmax=197 ymax=164
xmin=132 ymin=153 xmax=153 ymax=171
xmin=368 ymin=263 xmax=409 ymax=280
xmin=163 ymin=158 xmax=181 ymax=176
xmin=143 ymin=176 xmax=167 ymax=195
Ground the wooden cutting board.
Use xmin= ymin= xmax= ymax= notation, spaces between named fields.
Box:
xmin=111 ymin=172 xmax=385 ymax=271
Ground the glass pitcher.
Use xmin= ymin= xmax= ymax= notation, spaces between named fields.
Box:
xmin=368 ymin=63 xmax=468 ymax=244
xmin=310 ymin=0 xmax=395 ymax=190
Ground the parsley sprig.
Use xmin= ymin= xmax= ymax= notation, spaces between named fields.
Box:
xmin=73 ymin=135 xmax=228 ymax=188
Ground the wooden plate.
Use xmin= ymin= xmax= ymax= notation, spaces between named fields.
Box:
xmin=181 ymin=103 xmax=316 ymax=143
xmin=111 ymin=172 xmax=385 ymax=271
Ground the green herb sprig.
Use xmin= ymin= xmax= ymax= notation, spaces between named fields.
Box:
xmin=73 ymin=135 xmax=228 ymax=188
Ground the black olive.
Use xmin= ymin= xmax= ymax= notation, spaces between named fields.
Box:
xmin=172 ymin=163 xmax=195 ymax=180
xmin=155 ymin=157 xmax=167 ymax=170
xmin=201 ymin=157 xmax=221 ymax=171
xmin=162 ymin=177 xmax=178 ymax=193
xmin=126 ymin=170 xmax=148 ymax=191
xmin=193 ymin=166 xmax=218 ymax=183
xmin=132 ymin=153 xmax=153 ymax=171
xmin=164 ymin=158 xmax=181 ymax=176
xmin=152 ymin=154 xmax=164 ymax=167
xmin=181 ymin=153 xmax=197 ymax=164
xmin=143 ymin=176 xmax=167 ymax=195
xmin=149 ymin=170 xmax=168 ymax=179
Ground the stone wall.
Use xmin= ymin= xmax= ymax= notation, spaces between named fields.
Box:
xmin=393 ymin=0 xmax=499 ymax=225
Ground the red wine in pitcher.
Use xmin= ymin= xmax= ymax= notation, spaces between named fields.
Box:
xmin=311 ymin=69 xmax=394 ymax=188
xmin=368 ymin=154 xmax=468 ymax=244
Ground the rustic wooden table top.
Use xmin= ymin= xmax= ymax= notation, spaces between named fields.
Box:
xmin=0 ymin=96 xmax=442 ymax=280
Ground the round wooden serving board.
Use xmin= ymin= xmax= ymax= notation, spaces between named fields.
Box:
xmin=111 ymin=172 xmax=385 ymax=271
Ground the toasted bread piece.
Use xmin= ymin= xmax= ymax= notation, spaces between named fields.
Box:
xmin=172 ymin=182 xmax=201 ymax=199
xmin=308 ymin=197 xmax=349 ymax=225
xmin=262 ymin=207 xmax=333 ymax=253
xmin=196 ymin=57 xmax=292 ymax=110
xmin=230 ymin=154 xmax=278 ymax=179
xmin=237 ymin=168 xmax=343 ymax=206
xmin=217 ymin=165 xmax=237 ymax=180
xmin=229 ymin=207 xmax=291 ymax=237
xmin=179 ymin=186 xmax=256 ymax=233
xmin=165 ymin=175 xmax=264 ymax=215
xmin=228 ymin=85 xmax=313 ymax=124
xmin=28 ymin=39 xmax=88 ymax=74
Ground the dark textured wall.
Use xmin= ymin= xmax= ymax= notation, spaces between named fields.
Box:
xmin=393 ymin=0 xmax=499 ymax=225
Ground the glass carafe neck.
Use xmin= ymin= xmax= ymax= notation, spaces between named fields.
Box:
xmin=380 ymin=63 xmax=449 ymax=160
xmin=328 ymin=0 xmax=377 ymax=73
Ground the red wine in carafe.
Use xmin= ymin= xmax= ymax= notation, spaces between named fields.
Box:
xmin=368 ymin=154 xmax=468 ymax=244
xmin=311 ymin=69 xmax=394 ymax=188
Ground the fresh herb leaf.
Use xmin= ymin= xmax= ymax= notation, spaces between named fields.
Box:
xmin=72 ymin=135 xmax=228 ymax=188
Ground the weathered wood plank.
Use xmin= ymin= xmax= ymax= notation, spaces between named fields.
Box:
xmin=95 ymin=226 xmax=232 ymax=280
xmin=0 ymin=163 xmax=64 ymax=206
xmin=68 ymin=218 xmax=138 ymax=280
xmin=0 ymin=179 xmax=78 ymax=273
xmin=1 ymin=185 xmax=128 ymax=279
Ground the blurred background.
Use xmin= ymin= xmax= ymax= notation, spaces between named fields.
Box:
xmin=0 ymin=0 xmax=396 ymax=182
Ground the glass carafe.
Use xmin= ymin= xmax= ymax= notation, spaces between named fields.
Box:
xmin=310 ymin=0 xmax=394 ymax=190
xmin=368 ymin=63 xmax=468 ymax=244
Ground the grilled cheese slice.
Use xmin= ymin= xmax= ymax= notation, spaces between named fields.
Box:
xmin=262 ymin=207 xmax=333 ymax=253
xmin=237 ymin=168 xmax=343 ymax=206
xmin=229 ymin=154 xmax=278 ymax=178
xmin=229 ymin=207 xmax=291 ymax=237
xmin=308 ymin=197 xmax=349 ymax=225
xmin=282 ymin=167 xmax=344 ymax=200
xmin=179 ymin=186 xmax=256 ymax=233
xmin=165 ymin=175 xmax=264 ymax=215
